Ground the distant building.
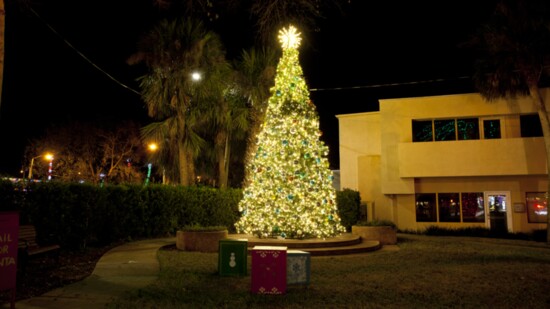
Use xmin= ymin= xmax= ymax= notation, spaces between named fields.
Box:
xmin=331 ymin=170 xmax=340 ymax=191
xmin=337 ymin=90 xmax=549 ymax=234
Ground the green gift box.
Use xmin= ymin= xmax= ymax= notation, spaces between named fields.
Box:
xmin=218 ymin=239 xmax=248 ymax=276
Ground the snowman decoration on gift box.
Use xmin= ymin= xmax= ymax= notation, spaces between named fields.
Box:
xmin=229 ymin=252 xmax=236 ymax=267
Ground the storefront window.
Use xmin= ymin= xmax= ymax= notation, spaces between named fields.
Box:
xmin=438 ymin=193 xmax=460 ymax=222
xmin=526 ymin=192 xmax=547 ymax=223
xmin=416 ymin=193 xmax=436 ymax=222
xmin=461 ymin=192 xmax=485 ymax=222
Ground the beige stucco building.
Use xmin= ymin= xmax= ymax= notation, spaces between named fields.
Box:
xmin=337 ymin=90 xmax=549 ymax=234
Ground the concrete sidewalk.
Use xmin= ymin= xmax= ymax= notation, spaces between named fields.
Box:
xmin=2 ymin=237 xmax=174 ymax=309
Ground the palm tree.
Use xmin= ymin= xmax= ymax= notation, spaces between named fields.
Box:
xmin=214 ymin=91 xmax=249 ymax=188
xmin=467 ymin=0 xmax=550 ymax=243
xmin=233 ymin=47 xmax=278 ymax=185
xmin=128 ymin=17 xmax=227 ymax=186
xmin=153 ymin=0 xmax=348 ymax=46
xmin=187 ymin=43 xmax=242 ymax=189
xmin=249 ymin=0 xmax=347 ymax=46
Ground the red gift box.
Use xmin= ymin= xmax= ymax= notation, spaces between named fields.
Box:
xmin=251 ymin=246 xmax=287 ymax=294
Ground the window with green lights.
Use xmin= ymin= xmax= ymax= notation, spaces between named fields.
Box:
xmin=413 ymin=118 xmax=480 ymax=142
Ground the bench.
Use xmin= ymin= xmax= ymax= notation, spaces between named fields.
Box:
xmin=18 ymin=225 xmax=61 ymax=271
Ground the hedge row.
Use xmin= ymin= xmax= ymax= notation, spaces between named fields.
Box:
xmin=0 ymin=180 xmax=361 ymax=249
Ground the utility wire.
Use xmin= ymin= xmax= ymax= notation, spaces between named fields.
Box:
xmin=310 ymin=76 xmax=472 ymax=92
xmin=29 ymin=7 xmax=142 ymax=96
xmin=28 ymin=7 xmax=474 ymax=96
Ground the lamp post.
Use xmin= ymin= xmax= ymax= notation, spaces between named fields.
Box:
xmin=146 ymin=142 xmax=166 ymax=185
xmin=47 ymin=156 xmax=54 ymax=181
xmin=144 ymin=143 xmax=158 ymax=186
xmin=28 ymin=153 xmax=53 ymax=181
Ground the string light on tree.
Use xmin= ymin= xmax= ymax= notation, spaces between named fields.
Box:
xmin=235 ymin=25 xmax=345 ymax=239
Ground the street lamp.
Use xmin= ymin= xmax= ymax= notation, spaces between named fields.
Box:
xmin=191 ymin=71 xmax=202 ymax=81
xmin=28 ymin=153 xmax=53 ymax=181
xmin=146 ymin=142 xmax=165 ymax=185
xmin=144 ymin=143 xmax=157 ymax=186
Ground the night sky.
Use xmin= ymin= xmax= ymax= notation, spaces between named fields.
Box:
xmin=0 ymin=0 xmax=498 ymax=177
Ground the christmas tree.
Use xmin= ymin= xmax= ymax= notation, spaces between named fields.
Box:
xmin=235 ymin=25 xmax=346 ymax=239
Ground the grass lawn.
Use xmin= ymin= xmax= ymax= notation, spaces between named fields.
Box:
xmin=107 ymin=234 xmax=550 ymax=309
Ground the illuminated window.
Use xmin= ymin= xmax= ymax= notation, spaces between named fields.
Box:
xmin=483 ymin=119 xmax=501 ymax=139
xmin=416 ymin=192 xmax=486 ymax=223
xmin=526 ymin=192 xmax=547 ymax=223
xmin=461 ymin=192 xmax=485 ymax=222
xmin=415 ymin=193 xmax=436 ymax=222
xmin=438 ymin=193 xmax=461 ymax=222
xmin=412 ymin=120 xmax=433 ymax=142
xmin=413 ymin=118 xmax=480 ymax=142
xmin=457 ymin=118 xmax=480 ymax=140
xmin=434 ymin=119 xmax=456 ymax=141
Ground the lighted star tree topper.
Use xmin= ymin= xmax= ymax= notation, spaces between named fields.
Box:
xmin=235 ymin=25 xmax=346 ymax=239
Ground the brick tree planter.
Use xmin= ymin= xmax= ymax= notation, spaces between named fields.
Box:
xmin=351 ymin=225 xmax=397 ymax=245
xmin=176 ymin=229 xmax=228 ymax=252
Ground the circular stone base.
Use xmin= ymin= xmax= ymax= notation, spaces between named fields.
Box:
xmin=176 ymin=230 xmax=228 ymax=252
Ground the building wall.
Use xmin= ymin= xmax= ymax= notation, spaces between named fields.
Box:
xmin=379 ymin=92 xmax=544 ymax=194
xmin=337 ymin=90 xmax=550 ymax=233
xmin=337 ymin=112 xmax=381 ymax=193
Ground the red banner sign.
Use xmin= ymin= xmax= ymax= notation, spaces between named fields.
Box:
xmin=0 ymin=212 xmax=19 ymax=291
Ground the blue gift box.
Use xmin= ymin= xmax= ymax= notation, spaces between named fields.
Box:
xmin=287 ymin=250 xmax=310 ymax=286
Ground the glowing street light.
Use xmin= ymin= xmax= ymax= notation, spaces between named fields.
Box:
xmin=144 ymin=143 xmax=158 ymax=186
xmin=191 ymin=71 xmax=202 ymax=81
xmin=146 ymin=142 xmax=166 ymax=185
xmin=28 ymin=153 xmax=53 ymax=181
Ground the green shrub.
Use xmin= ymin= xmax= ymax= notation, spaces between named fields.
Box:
xmin=336 ymin=188 xmax=361 ymax=232
xmin=355 ymin=219 xmax=396 ymax=229
xmin=423 ymin=226 xmax=546 ymax=242
xmin=0 ymin=181 xmax=241 ymax=249
xmin=180 ymin=224 xmax=228 ymax=232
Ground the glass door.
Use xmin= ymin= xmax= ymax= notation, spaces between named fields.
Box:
xmin=484 ymin=191 xmax=511 ymax=234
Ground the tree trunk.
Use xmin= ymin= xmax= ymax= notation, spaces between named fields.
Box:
xmin=186 ymin=150 xmax=195 ymax=185
xmin=216 ymin=130 xmax=230 ymax=189
xmin=528 ymin=85 xmax=550 ymax=244
xmin=178 ymin=141 xmax=191 ymax=186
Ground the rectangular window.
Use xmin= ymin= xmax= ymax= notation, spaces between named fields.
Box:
xmin=457 ymin=118 xmax=480 ymax=140
xmin=520 ymin=114 xmax=543 ymax=137
xmin=483 ymin=119 xmax=501 ymax=139
xmin=438 ymin=193 xmax=461 ymax=222
xmin=413 ymin=117 xmax=501 ymax=142
xmin=416 ymin=193 xmax=437 ymax=222
xmin=526 ymin=192 xmax=548 ymax=223
xmin=412 ymin=120 xmax=433 ymax=142
xmin=461 ymin=192 xmax=485 ymax=222
xmin=434 ymin=119 xmax=456 ymax=141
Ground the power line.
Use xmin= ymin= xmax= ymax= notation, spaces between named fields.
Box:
xmin=310 ymin=76 xmax=472 ymax=92
xmin=28 ymin=6 xmax=474 ymax=97
xmin=29 ymin=7 xmax=142 ymax=96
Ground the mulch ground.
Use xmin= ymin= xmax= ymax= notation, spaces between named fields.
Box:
xmin=0 ymin=244 xmax=119 ymax=304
